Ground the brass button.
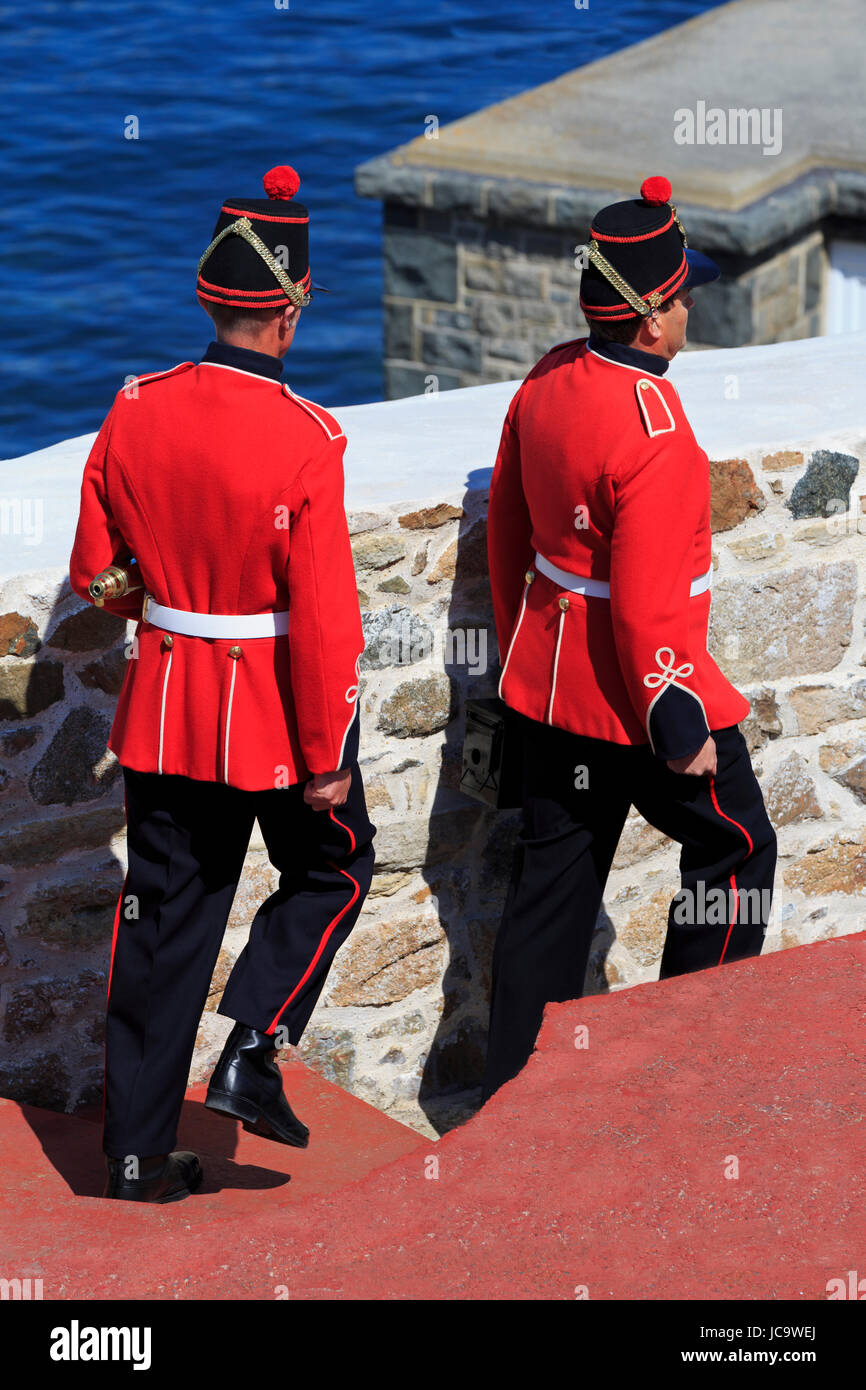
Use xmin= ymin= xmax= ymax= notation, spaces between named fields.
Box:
xmin=559 ymin=596 xmax=570 ymax=612
xmin=162 ymin=633 xmax=173 ymax=649
xmin=228 ymin=644 xmax=243 ymax=659
xmin=525 ymin=569 xmax=535 ymax=584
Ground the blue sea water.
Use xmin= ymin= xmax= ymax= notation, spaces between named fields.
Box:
xmin=0 ymin=0 xmax=724 ymax=457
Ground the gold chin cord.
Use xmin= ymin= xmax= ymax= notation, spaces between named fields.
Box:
xmin=584 ymin=240 xmax=657 ymax=316
xmin=583 ymin=204 xmax=689 ymax=317
xmin=89 ymin=565 xmax=141 ymax=607
xmin=197 ymin=216 xmax=312 ymax=308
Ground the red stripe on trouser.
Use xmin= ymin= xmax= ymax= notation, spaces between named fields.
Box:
xmin=101 ymin=878 xmax=127 ymax=1132
xmin=708 ymin=775 xmax=755 ymax=965
xmin=106 ymin=877 xmax=126 ymax=1004
xmin=329 ymin=805 xmax=356 ymax=852
xmin=266 ymin=809 xmax=359 ymax=1033
xmin=102 ymin=784 xmax=130 ymax=1131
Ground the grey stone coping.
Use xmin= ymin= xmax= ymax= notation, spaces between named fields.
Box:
xmin=355 ymin=0 xmax=866 ymax=256
xmin=2 ymin=330 xmax=866 ymax=581
xmin=357 ymin=160 xmax=866 ymax=258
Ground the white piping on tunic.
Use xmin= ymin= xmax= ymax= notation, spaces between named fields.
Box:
xmin=635 ymin=377 xmax=676 ymax=437
xmin=497 ymin=580 xmax=531 ymax=699
xmin=642 ymin=645 xmax=711 ymax=753
xmin=128 ymin=362 xmax=193 ymax=389
xmin=200 ymin=365 xmax=345 ymax=444
xmin=337 ymin=652 xmax=362 ymax=767
xmin=644 ymin=681 xmax=710 ymax=754
xmin=157 ymin=652 xmax=173 ymax=774
xmin=224 ymin=658 xmax=239 ymax=784
xmin=587 ymin=346 xmax=685 ymax=417
xmin=281 ymin=384 xmax=345 ymax=442
xmin=547 ymin=605 xmax=568 ymax=724
xmin=586 ymin=347 xmax=666 ymax=377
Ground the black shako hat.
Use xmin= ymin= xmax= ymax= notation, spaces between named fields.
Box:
xmin=579 ymin=175 xmax=719 ymax=324
xmin=197 ymin=165 xmax=326 ymax=311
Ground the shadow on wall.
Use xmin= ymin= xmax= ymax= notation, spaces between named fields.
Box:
xmin=0 ymin=581 xmax=128 ymax=1115
xmin=413 ymin=472 xmax=615 ymax=1135
xmin=0 ymin=558 xmax=617 ymax=1137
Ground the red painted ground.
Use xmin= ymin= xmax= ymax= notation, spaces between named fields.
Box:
xmin=1 ymin=932 xmax=863 ymax=1299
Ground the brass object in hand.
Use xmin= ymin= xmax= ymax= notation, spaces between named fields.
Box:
xmin=88 ymin=565 xmax=139 ymax=607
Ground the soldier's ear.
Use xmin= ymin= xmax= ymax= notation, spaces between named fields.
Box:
xmin=645 ymin=309 xmax=664 ymax=341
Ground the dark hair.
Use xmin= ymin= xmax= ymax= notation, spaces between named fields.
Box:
xmin=198 ymin=298 xmax=289 ymax=335
xmin=586 ymin=291 xmax=679 ymax=345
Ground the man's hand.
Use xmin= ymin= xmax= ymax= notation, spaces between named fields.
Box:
xmin=666 ymin=735 xmax=717 ymax=777
xmin=304 ymin=768 xmax=351 ymax=811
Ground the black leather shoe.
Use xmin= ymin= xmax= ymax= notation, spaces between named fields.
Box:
xmin=102 ymin=1150 xmax=202 ymax=1202
xmin=205 ymin=1022 xmax=310 ymax=1148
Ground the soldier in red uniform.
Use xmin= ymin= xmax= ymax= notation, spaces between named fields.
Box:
xmin=69 ymin=166 xmax=376 ymax=1201
xmin=482 ymin=176 xmax=777 ymax=1101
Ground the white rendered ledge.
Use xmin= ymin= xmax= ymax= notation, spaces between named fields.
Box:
xmin=2 ymin=331 xmax=865 ymax=582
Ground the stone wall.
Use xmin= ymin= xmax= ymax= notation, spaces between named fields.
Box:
xmin=376 ymin=198 xmax=828 ymax=399
xmin=1 ymin=436 xmax=865 ymax=1137
xmin=355 ymin=162 xmax=866 ymax=399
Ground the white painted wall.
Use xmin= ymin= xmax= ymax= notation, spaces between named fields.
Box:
xmin=827 ymin=240 xmax=866 ymax=335
xmin=3 ymin=330 xmax=866 ymax=581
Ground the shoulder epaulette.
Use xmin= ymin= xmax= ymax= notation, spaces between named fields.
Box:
xmin=635 ymin=377 xmax=676 ymax=437
xmin=281 ymin=384 xmax=344 ymax=442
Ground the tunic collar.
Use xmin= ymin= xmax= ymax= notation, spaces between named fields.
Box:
xmin=586 ymin=330 xmax=669 ymax=377
xmin=201 ymin=339 xmax=284 ymax=382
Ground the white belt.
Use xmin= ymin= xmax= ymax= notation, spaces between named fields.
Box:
xmin=142 ymin=592 xmax=289 ymax=638
xmin=534 ymin=552 xmax=712 ymax=598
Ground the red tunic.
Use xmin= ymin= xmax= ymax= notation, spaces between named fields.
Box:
xmin=68 ymin=351 xmax=364 ymax=790
xmin=487 ymin=335 xmax=750 ymax=761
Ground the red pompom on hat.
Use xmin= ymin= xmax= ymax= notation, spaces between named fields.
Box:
xmin=263 ymin=165 xmax=301 ymax=201
xmin=640 ymin=175 xmax=672 ymax=206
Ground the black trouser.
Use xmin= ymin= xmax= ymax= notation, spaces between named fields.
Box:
xmin=481 ymin=717 xmax=777 ymax=1102
xmin=103 ymin=763 xmax=375 ymax=1158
